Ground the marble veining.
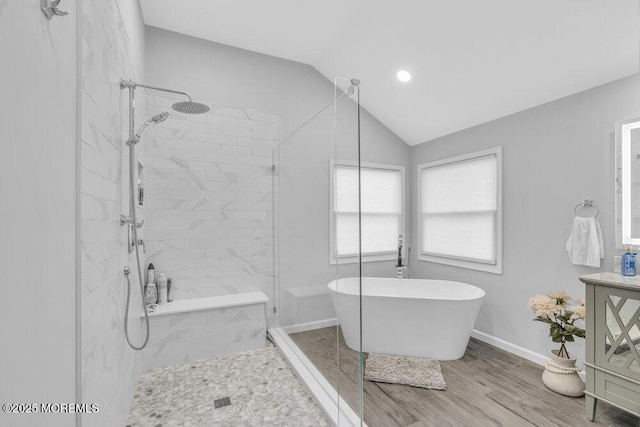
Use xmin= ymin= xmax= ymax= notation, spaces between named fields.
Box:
xmin=127 ymin=346 xmax=328 ymax=427
xmin=144 ymin=94 xmax=280 ymax=317
xmin=80 ymin=0 xmax=146 ymax=425
xmin=580 ymin=272 xmax=640 ymax=290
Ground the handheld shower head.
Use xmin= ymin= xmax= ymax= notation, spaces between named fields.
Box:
xmin=126 ymin=112 xmax=170 ymax=146
xmin=151 ymin=112 xmax=170 ymax=124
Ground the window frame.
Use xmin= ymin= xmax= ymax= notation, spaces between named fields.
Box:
xmin=329 ymin=159 xmax=406 ymax=265
xmin=417 ymin=146 xmax=503 ymax=274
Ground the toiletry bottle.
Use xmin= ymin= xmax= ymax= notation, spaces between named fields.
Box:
xmin=147 ymin=263 xmax=155 ymax=285
xmin=167 ymin=278 xmax=173 ymax=303
xmin=622 ymin=246 xmax=636 ymax=277
xmin=157 ymin=273 xmax=168 ymax=304
xmin=145 ymin=283 xmax=157 ymax=305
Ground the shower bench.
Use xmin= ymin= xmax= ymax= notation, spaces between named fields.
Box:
xmin=140 ymin=292 xmax=269 ymax=370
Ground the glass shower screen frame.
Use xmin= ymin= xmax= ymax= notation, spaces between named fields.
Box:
xmin=333 ymin=77 xmax=364 ymax=425
xmin=270 ymin=76 xmax=364 ymax=426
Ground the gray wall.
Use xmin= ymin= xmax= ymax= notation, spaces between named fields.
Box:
xmin=145 ymin=27 xmax=411 ymax=327
xmin=0 ymin=1 xmax=77 ymax=426
xmin=409 ymin=74 xmax=639 ymax=365
xmin=147 ymin=26 xmax=339 ymax=140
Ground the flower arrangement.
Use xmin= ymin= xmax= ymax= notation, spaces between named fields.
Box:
xmin=528 ymin=292 xmax=586 ymax=359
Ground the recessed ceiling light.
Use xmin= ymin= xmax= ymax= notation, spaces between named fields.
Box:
xmin=397 ymin=70 xmax=411 ymax=82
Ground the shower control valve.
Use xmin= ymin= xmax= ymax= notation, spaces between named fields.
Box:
xmin=41 ymin=0 xmax=68 ymax=19
xmin=120 ymin=215 xmax=144 ymax=228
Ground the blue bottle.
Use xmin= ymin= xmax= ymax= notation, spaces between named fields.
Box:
xmin=622 ymin=246 xmax=636 ymax=276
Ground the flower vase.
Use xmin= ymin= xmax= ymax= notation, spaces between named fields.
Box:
xmin=541 ymin=349 xmax=584 ymax=397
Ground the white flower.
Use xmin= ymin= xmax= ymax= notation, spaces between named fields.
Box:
xmin=528 ymin=294 xmax=561 ymax=319
xmin=548 ymin=291 xmax=571 ymax=307
xmin=570 ymin=304 xmax=586 ymax=321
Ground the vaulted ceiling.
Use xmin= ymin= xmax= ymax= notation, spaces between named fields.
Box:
xmin=140 ymin=0 xmax=639 ymax=145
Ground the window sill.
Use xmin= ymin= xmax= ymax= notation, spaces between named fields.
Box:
xmin=418 ymin=254 xmax=502 ymax=275
xmin=330 ymin=253 xmax=397 ymax=265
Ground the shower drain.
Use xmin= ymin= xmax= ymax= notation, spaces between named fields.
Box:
xmin=214 ymin=397 xmax=231 ymax=409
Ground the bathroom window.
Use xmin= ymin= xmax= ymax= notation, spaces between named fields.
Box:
xmin=330 ymin=160 xmax=405 ymax=264
xmin=417 ymin=147 xmax=503 ymax=274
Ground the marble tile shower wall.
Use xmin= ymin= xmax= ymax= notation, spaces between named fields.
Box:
xmin=145 ymin=94 xmax=280 ymax=312
xmin=80 ymin=0 xmax=145 ymax=426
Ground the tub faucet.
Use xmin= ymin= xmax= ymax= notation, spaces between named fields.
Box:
xmin=396 ymin=235 xmax=408 ymax=278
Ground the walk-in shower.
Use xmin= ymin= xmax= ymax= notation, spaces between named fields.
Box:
xmin=120 ymin=79 xmax=209 ymax=350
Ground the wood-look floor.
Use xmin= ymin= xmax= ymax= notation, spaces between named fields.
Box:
xmin=289 ymin=327 xmax=640 ymax=427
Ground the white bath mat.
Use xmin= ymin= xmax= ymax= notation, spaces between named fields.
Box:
xmin=364 ymin=353 xmax=446 ymax=390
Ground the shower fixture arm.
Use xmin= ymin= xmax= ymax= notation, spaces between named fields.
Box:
xmin=120 ymin=79 xmax=209 ymax=115
xmin=120 ymin=80 xmax=194 ymax=102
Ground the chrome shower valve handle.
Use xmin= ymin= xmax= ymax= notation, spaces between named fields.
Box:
xmin=120 ymin=215 xmax=144 ymax=228
xmin=41 ymin=0 xmax=68 ymax=19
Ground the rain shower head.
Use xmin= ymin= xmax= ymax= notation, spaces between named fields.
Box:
xmin=120 ymin=80 xmax=209 ymax=115
xmin=172 ymin=101 xmax=210 ymax=114
xmin=126 ymin=112 xmax=170 ymax=146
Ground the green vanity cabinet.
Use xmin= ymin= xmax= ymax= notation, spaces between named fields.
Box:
xmin=579 ymin=273 xmax=640 ymax=421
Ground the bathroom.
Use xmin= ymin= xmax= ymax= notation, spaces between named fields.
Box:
xmin=2 ymin=0 xmax=640 ymax=426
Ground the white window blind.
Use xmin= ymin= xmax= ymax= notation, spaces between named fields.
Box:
xmin=332 ymin=163 xmax=404 ymax=261
xmin=418 ymin=148 xmax=501 ymax=272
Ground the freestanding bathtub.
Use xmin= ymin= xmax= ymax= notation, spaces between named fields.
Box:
xmin=328 ymin=277 xmax=485 ymax=360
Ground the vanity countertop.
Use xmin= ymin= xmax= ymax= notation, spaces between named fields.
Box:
xmin=579 ymin=272 xmax=640 ymax=291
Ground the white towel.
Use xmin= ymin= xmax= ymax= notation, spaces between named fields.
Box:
xmin=565 ymin=217 xmax=604 ymax=268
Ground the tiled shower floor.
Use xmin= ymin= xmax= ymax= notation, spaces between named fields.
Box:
xmin=126 ymin=344 xmax=328 ymax=427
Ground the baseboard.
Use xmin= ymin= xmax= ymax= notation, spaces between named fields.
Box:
xmin=471 ymin=329 xmax=548 ymax=366
xmin=281 ymin=318 xmax=338 ymax=335
xmin=471 ymin=329 xmax=586 ymax=381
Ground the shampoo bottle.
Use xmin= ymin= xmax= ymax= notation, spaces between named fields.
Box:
xmin=622 ymin=246 xmax=636 ymax=277
xmin=145 ymin=283 xmax=157 ymax=305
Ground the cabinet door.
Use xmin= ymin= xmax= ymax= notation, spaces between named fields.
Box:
xmin=594 ymin=286 xmax=640 ymax=382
